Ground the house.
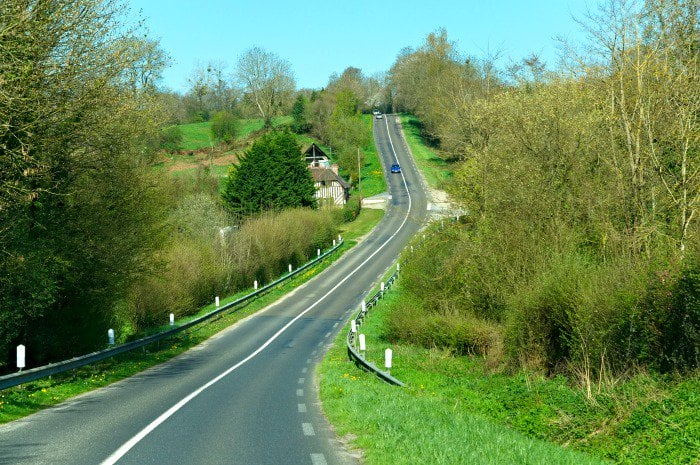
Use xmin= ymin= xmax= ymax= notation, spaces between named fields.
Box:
xmin=310 ymin=166 xmax=350 ymax=207
xmin=303 ymin=144 xmax=350 ymax=206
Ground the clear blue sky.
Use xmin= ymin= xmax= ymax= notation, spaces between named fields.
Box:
xmin=128 ymin=0 xmax=593 ymax=93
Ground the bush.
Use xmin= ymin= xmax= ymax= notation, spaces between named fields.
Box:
xmin=210 ymin=110 xmax=237 ymax=143
xmin=160 ymin=126 xmax=183 ymax=152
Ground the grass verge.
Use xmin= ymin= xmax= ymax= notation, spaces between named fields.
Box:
xmin=399 ymin=114 xmax=454 ymax=190
xmin=319 ymin=283 xmax=700 ymax=465
xmin=0 ymin=208 xmax=383 ymax=425
xmin=319 ymin=289 xmax=609 ymax=465
xmin=360 ymin=114 xmax=387 ymax=198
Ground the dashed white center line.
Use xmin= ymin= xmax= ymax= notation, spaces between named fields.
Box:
xmin=298 ymin=403 xmax=307 ymax=413
xmin=302 ymin=423 xmax=315 ymax=436
xmin=298 ymin=377 xmax=305 ymax=384
xmin=296 ymin=389 xmax=303 ymax=397
xmin=311 ymin=453 xmax=328 ymax=465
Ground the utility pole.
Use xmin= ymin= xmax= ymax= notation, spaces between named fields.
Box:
xmin=357 ymin=147 xmax=362 ymax=205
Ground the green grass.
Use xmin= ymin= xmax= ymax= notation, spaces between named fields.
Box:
xmin=338 ymin=208 xmax=384 ymax=244
xmin=174 ymin=116 xmax=293 ymax=152
xmin=178 ymin=121 xmax=216 ymax=151
xmin=319 ymin=289 xmax=609 ymax=465
xmin=0 ymin=207 xmax=385 ymax=425
xmin=359 ymin=114 xmax=387 ymax=198
xmin=399 ymin=114 xmax=454 ymax=190
xmin=319 ymin=283 xmax=700 ymax=465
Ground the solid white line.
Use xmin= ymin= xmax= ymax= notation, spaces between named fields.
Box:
xmin=311 ymin=453 xmax=328 ymax=465
xmin=302 ymin=423 xmax=315 ymax=436
xmin=100 ymin=114 xmax=414 ymax=465
xmin=298 ymin=403 xmax=307 ymax=413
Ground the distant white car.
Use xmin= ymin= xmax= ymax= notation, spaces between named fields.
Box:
xmin=372 ymin=109 xmax=380 ymax=115
xmin=375 ymin=113 xmax=383 ymax=119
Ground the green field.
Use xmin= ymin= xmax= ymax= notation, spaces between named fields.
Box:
xmin=399 ymin=114 xmax=454 ymax=189
xmin=175 ymin=116 xmax=293 ymax=152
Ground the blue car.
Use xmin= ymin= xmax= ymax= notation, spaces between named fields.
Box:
xmin=390 ymin=163 xmax=401 ymax=173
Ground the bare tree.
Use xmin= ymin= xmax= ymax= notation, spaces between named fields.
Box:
xmin=236 ymin=47 xmax=295 ymax=127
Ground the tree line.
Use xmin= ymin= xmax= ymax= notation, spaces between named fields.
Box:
xmin=385 ymin=0 xmax=698 ymax=386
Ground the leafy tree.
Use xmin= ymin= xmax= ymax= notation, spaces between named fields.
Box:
xmin=210 ymin=110 xmax=238 ymax=143
xmin=236 ymin=47 xmax=296 ymax=127
xmin=221 ymin=131 xmax=316 ymax=216
xmin=0 ymin=0 xmax=169 ymax=368
xmin=290 ymin=94 xmax=310 ymax=134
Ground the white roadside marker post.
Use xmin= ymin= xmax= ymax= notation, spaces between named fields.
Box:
xmin=359 ymin=334 xmax=366 ymax=358
xmin=16 ymin=345 xmax=25 ymax=372
xmin=215 ymin=296 xmax=220 ymax=307
xmin=317 ymin=248 xmax=320 ymax=257
xmin=169 ymin=313 xmax=174 ymax=326
xmin=108 ymin=329 xmax=115 ymax=346
xmin=397 ymin=262 xmax=400 ymax=272
xmin=288 ymin=264 xmax=292 ymax=273
xmin=380 ymin=282 xmax=385 ymax=297
xmin=333 ymin=239 xmax=336 ymax=247
xmin=385 ymin=348 xmax=393 ymax=375
xmin=254 ymin=280 xmax=258 ymax=290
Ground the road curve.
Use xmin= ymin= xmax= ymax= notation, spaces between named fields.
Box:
xmin=0 ymin=114 xmax=428 ymax=465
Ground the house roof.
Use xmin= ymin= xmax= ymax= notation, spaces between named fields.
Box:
xmin=309 ymin=167 xmax=351 ymax=189
xmin=303 ymin=143 xmax=329 ymax=159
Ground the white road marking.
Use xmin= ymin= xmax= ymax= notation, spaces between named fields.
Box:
xmin=301 ymin=367 xmax=307 ymax=374
xmin=311 ymin=453 xmax=328 ymax=465
xmin=100 ymin=115 xmax=415 ymax=465
xmin=296 ymin=389 xmax=304 ymax=397
xmin=306 ymin=358 xmax=311 ymax=364
xmin=324 ymin=332 xmax=331 ymax=339
xmin=333 ymin=322 xmax=339 ymax=329
xmin=298 ymin=378 xmax=305 ymax=384
xmin=298 ymin=403 xmax=307 ymax=413
xmin=302 ymin=423 xmax=315 ymax=436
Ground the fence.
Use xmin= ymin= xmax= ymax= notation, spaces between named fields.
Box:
xmin=0 ymin=239 xmax=344 ymax=390
xmin=346 ymin=265 xmax=405 ymax=386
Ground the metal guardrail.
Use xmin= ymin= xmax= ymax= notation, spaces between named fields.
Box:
xmin=0 ymin=240 xmax=344 ymax=390
xmin=346 ymin=268 xmax=405 ymax=387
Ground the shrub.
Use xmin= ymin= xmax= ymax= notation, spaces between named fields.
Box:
xmin=160 ymin=126 xmax=183 ymax=152
xmin=210 ymin=110 xmax=237 ymax=143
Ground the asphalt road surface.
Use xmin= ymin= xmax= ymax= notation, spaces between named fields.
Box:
xmin=0 ymin=114 xmax=429 ymax=465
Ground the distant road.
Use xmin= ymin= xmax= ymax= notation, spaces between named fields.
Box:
xmin=0 ymin=114 xmax=428 ymax=465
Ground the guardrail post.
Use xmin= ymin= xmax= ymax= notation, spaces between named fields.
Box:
xmin=385 ymin=348 xmax=393 ymax=375
xmin=359 ymin=334 xmax=366 ymax=358
xmin=17 ymin=345 xmax=25 ymax=372
xmin=254 ymin=280 xmax=258 ymax=290
xmin=169 ymin=313 xmax=174 ymax=326
xmin=108 ymin=329 xmax=115 ymax=346
xmin=215 ymin=296 xmax=220 ymax=307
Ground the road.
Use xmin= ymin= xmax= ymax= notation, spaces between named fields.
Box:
xmin=0 ymin=114 xmax=428 ymax=465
